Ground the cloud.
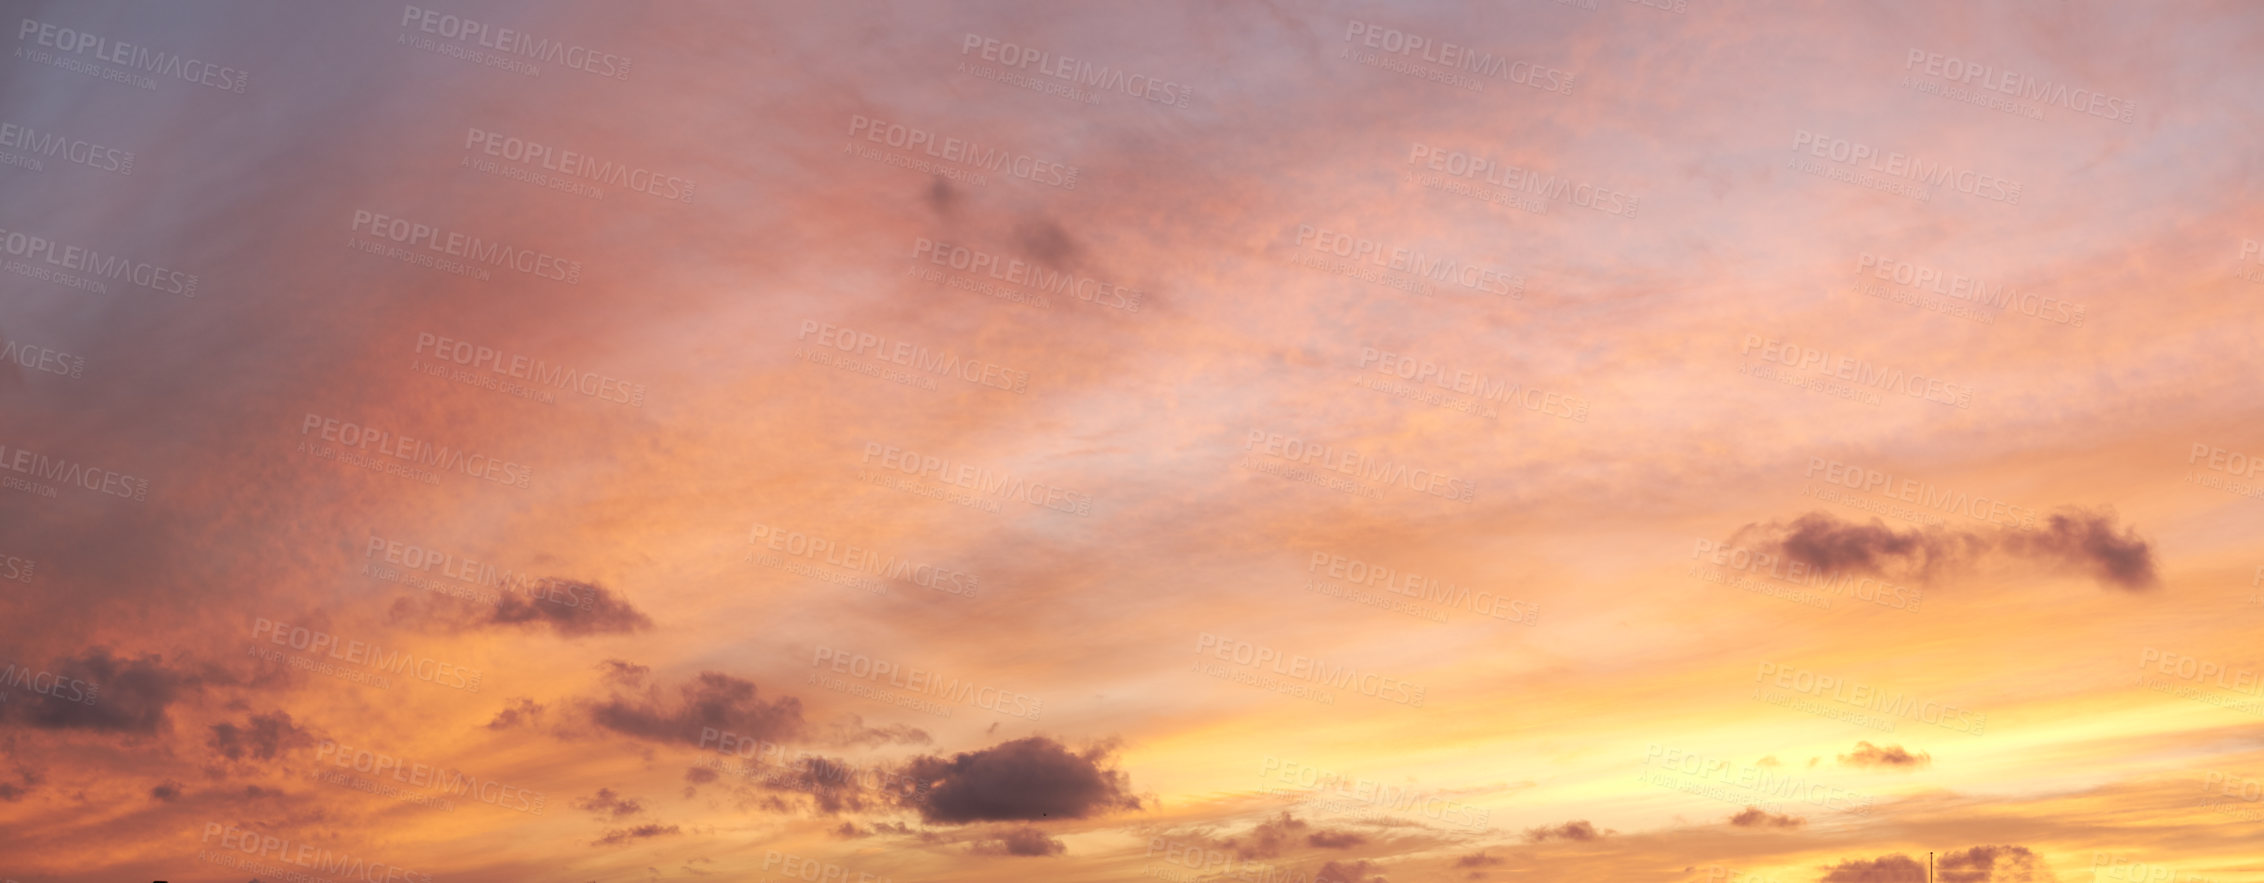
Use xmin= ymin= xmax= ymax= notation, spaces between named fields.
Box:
xmin=484 ymin=697 xmax=544 ymax=730
xmin=592 ymin=823 xmax=680 ymax=846
xmin=970 ymin=825 xmax=1066 ymax=856
xmin=1938 ymin=845 xmax=2058 ymax=883
xmin=1225 ymin=811 xmax=1307 ymax=859
xmin=1821 ymin=848 xmax=2057 ymax=883
xmin=0 ymin=648 xmax=196 ymax=734
xmin=598 ymin=660 xmax=650 ymax=686
xmin=1524 ymin=820 xmax=1605 ymax=842
xmin=571 ymin=787 xmax=643 ymax=819
xmin=151 ymin=781 xmax=181 ymax=802
xmin=1456 ymin=851 xmax=1505 ymax=867
xmin=486 ymin=579 xmax=654 ymax=635
xmin=585 ymin=670 xmax=806 ymax=747
xmin=388 ymin=580 xmax=654 ymax=637
xmin=754 ymin=754 xmax=874 ymax=814
xmin=1726 ymin=508 xmax=2159 ymax=591
xmin=1821 ymin=854 xmax=1927 ymax=882
xmin=1308 ymin=829 xmax=1368 ymax=849
xmin=207 ymin=710 xmax=315 ymax=762
xmin=1727 ymin=806 xmax=1804 ymax=828
xmin=819 ymin=715 xmax=931 ymax=748
xmin=1315 ymin=859 xmax=1385 ymax=883
xmin=890 ymin=736 xmax=1139 ymax=824
xmin=2001 ymin=513 xmax=2160 ymax=592
xmin=1838 ymin=742 xmax=1932 ymax=769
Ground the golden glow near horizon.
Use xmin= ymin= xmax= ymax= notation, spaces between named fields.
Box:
xmin=1 ymin=1 xmax=2261 ymax=881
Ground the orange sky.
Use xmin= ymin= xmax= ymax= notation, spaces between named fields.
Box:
xmin=3 ymin=1 xmax=2262 ymax=881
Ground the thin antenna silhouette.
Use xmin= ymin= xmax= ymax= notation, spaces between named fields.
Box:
xmin=1928 ymin=851 xmax=1935 ymax=883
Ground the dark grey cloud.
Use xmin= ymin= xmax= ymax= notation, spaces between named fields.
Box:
xmin=485 ymin=697 xmax=544 ymax=730
xmin=0 ymin=648 xmax=196 ymax=734
xmin=890 ymin=736 xmax=1138 ymax=824
xmin=1821 ymin=854 xmax=1926 ymax=882
xmin=1727 ymin=508 xmax=2159 ymax=591
xmin=586 ymin=670 xmax=806 ymax=747
xmin=387 ymin=580 xmax=653 ymax=637
xmin=571 ymin=787 xmax=643 ymax=819
xmin=1524 ymin=820 xmax=1604 ymax=842
xmin=593 ymin=823 xmax=680 ymax=846
xmin=756 ymin=754 xmax=874 ymax=814
xmin=207 ymin=710 xmax=314 ymax=762
xmin=486 ymin=579 xmax=653 ymax=636
xmin=1939 ymin=845 xmax=2056 ymax=883
xmin=1728 ymin=806 xmax=1804 ymax=828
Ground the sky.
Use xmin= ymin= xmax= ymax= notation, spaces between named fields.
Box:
xmin=1 ymin=0 xmax=2262 ymax=881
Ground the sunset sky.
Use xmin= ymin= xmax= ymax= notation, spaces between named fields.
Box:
xmin=3 ymin=1 xmax=2263 ymax=881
